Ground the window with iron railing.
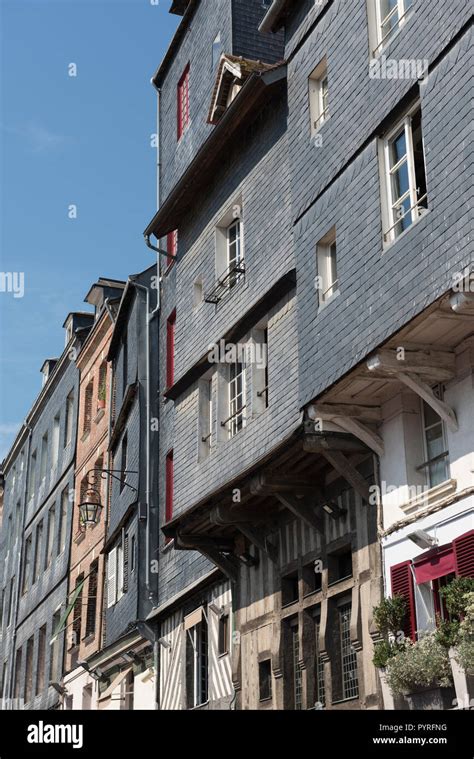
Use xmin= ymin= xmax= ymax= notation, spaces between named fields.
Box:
xmin=373 ymin=0 xmax=413 ymax=56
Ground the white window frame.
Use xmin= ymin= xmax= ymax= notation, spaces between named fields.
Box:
xmin=317 ymin=228 xmax=339 ymax=307
xmin=420 ymin=389 xmax=450 ymax=489
xmin=309 ymin=58 xmax=329 ymax=137
xmin=373 ymin=0 xmax=413 ymax=56
xmin=107 ymin=547 xmax=117 ymax=608
xmin=381 ymin=105 xmax=428 ymax=245
xmin=228 ymin=361 xmax=246 ymax=438
xmin=226 ymin=218 xmax=244 ymax=287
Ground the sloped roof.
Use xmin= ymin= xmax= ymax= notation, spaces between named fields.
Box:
xmin=208 ymin=54 xmax=280 ymax=125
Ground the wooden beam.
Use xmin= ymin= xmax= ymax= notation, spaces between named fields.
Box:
xmin=303 ymin=429 xmax=368 ymax=454
xmin=330 ymin=417 xmax=384 ymax=457
xmin=210 ymin=503 xmax=262 ymax=524
xmin=250 ymin=471 xmax=323 ymax=497
xmin=309 ymin=403 xmax=381 ymax=423
xmin=199 ymin=548 xmax=240 ymax=584
xmin=275 ymin=493 xmax=324 ymax=534
xmin=176 ymin=533 xmax=235 ymax=553
xmin=320 ymin=450 xmax=372 ymax=504
xmin=397 ymin=373 xmax=458 ymax=432
xmin=367 ymin=348 xmax=455 ymax=382
xmin=236 ymin=524 xmax=279 ymax=564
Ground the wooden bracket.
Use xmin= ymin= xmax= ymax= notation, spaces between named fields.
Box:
xmin=236 ymin=524 xmax=279 ymax=564
xmin=367 ymin=348 xmax=455 ymax=383
xmin=397 ymin=373 xmax=458 ymax=432
xmin=275 ymin=492 xmax=324 ymax=534
xmin=309 ymin=406 xmax=384 ymax=457
xmin=320 ymin=450 xmax=372 ymax=504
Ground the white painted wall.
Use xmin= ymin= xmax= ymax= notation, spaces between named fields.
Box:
xmin=63 ymin=667 xmax=98 ymax=710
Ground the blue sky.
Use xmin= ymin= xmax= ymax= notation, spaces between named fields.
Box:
xmin=0 ymin=0 xmax=179 ymax=458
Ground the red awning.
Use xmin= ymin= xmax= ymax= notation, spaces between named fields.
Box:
xmin=413 ymin=544 xmax=455 ymax=585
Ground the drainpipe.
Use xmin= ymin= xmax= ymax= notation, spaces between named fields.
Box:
xmin=8 ymin=423 xmax=32 ymax=705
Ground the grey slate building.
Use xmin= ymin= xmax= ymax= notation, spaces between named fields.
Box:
xmin=0 ymin=312 xmax=93 ymax=709
xmin=86 ymin=266 xmax=160 ymax=707
xmin=144 ymin=0 xmax=382 ymax=710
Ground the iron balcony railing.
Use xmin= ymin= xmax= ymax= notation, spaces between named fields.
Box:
xmin=204 ymin=261 xmax=246 ymax=305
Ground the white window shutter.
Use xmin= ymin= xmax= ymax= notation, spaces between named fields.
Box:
xmin=107 ymin=547 xmax=117 ymax=608
xmin=117 ymin=539 xmax=124 ymax=601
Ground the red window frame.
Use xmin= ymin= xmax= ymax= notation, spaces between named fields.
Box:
xmin=165 ymin=449 xmax=174 ymax=525
xmin=166 ymin=310 xmax=176 ymax=389
xmin=166 ymin=230 xmax=178 ymax=272
xmin=177 ymin=64 xmax=190 ymax=140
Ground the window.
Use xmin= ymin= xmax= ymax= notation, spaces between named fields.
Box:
xmin=45 ymin=505 xmax=56 ymax=568
xmin=199 ymin=375 xmax=213 ymax=460
xmin=166 ymin=230 xmax=178 ymax=271
xmin=28 ymin=450 xmax=37 ymax=500
xmin=71 ymin=574 xmax=84 ymax=648
xmin=185 ymin=614 xmax=208 ymax=708
xmin=98 ymin=361 xmax=107 ymax=410
xmin=314 ymin=609 xmax=325 ymax=707
xmin=259 ymin=659 xmax=272 ymax=701
xmin=227 ymin=219 xmax=244 ymax=288
xmin=291 ymin=621 xmax=303 ymax=710
xmin=85 ymin=560 xmax=98 ymax=638
xmin=13 ymin=648 xmax=22 ymax=700
xmin=120 ymin=433 xmax=128 ymax=492
xmin=22 ymin=535 xmax=32 ymax=595
xmin=166 ymin=310 xmax=176 ymax=389
xmin=317 ymin=228 xmax=338 ymax=305
xmin=338 ymin=602 xmax=359 ymax=700
xmin=50 ymin=610 xmax=61 ymax=683
xmin=58 ymin=488 xmax=69 ymax=555
xmin=212 ymin=32 xmax=222 ymax=69
xmin=253 ymin=326 xmax=269 ymax=413
xmin=64 ymin=391 xmax=74 ymax=447
xmin=106 ymin=542 xmax=125 ymax=608
xmin=36 ymin=625 xmax=46 ymax=696
xmin=218 ymin=614 xmax=229 ymax=656
xmin=52 ymin=414 xmax=60 ymax=467
xmin=309 ymin=58 xmax=329 ymax=136
xmin=40 ymin=432 xmax=48 ymax=482
xmin=303 ymin=560 xmax=323 ymax=595
xmin=421 ymin=392 xmax=449 ymax=488
xmin=193 ymin=277 xmax=204 ymax=308
xmin=83 ymin=382 xmax=93 ymax=435
xmin=282 ymin=571 xmax=299 ymax=606
xmin=228 ymin=361 xmax=246 ymax=438
xmin=121 ymin=670 xmax=134 ymax=711
xmin=177 ymin=63 xmax=190 ymax=139
xmin=33 ymin=521 xmax=43 ymax=584
xmin=24 ymin=637 xmax=34 ymax=703
xmin=131 ymin=535 xmax=136 ymax=572
xmin=165 ymin=450 xmax=174 ymax=525
xmin=373 ymin=0 xmax=413 ymax=54
xmin=382 ymin=106 xmax=428 ymax=243
xmin=328 ymin=547 xmax=353 ymax=585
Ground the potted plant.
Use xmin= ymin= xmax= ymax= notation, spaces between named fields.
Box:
xmin=438 ymin=580 xmax=474 ymax=709
xmin=385 ymin=632 xmax=454 ymax=710
xmin=97 ymin=382 xmax=107 ymax=410
xmin=371 ymin=595 xmax=409 ymax=709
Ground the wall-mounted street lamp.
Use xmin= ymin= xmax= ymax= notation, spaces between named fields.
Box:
xmin=78 ymin=469 xmax=138 ymax=527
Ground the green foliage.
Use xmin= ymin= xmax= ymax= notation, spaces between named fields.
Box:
xmin=434 ymin=617 xmax=460 ymax=649
xmin=385 ymin=632 xmax=453 ymax=695
xmin=456 ymin=592 xmax=474 ymax=674
xmin=373 ymin=640 xmax=405 ymax=669
xmin=373 ymin=595 xmax=407 ymax=638
xmin=439 ymin=578 xmax=474 ymax=618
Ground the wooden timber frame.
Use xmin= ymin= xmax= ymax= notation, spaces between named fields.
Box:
xmin=163 ymin=423 xmax=383 ymax=710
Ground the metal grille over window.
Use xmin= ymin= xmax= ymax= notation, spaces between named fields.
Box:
xmin=204 ymin=219 xmax=245 ymax=304
xmin=339 ymin=603 xmax=359 ymax=700
xmin=375 ymin=0 xmax=413 ymax=55
xmin=292 ymin=626 xmax=303 ymax=710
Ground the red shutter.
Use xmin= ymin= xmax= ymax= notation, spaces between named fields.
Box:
xmin=165 ymin=450 xmax=174 ymax=524
xmin=166 ymin=231 xmax=178 ymax=271
xmin=390 ymin=560 xmax=417 ymax=641
xmin=177 ymin=65 xmax=190 ymax=140
xmin=166 ymin=310 xmax=176 ymax=389
xmin=453 ymin=530 xmax=474 ymax=578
